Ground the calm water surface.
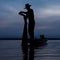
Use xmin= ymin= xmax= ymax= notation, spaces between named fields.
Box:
xmin=0 ymin=40 xmax=60 ymax=60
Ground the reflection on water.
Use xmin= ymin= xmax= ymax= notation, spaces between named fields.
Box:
xmin=21 ymin=40 xmax=60 ymax=60
xmin=21 ymin=39 xmax=47 ymax=60
xmin=22 ymin=39 xmax=35 ymax=60
xmin=0 ymin=40 xmax=60 ymax=60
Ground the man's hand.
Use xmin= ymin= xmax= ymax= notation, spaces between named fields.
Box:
xmin=19 ymin=11 xmax=23 ymax=14
xmin=18 ymin=11 xmax=27 ymax=23
xmin=19 ymin=11 xmax=25 ymax=16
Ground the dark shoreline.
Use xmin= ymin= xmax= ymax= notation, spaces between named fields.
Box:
xmin=0 ymin=38 xmax=60 ymax=40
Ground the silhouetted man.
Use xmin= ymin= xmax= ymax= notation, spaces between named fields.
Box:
xmin=19 ymin=3 xmax=35 ymax=41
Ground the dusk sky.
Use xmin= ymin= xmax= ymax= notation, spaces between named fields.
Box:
xmin=0 ymin=0 xmax=60 ymax=38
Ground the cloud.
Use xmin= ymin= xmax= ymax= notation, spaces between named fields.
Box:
xmin=35 ymin=5 xmax=60 ymax=18
xmin=0 ymin=22 xmax=23 ymax=38
xmin=36 ymin=26 xmax=49 ymax=30
xmin=4 ymin=5 xmax=18 ymax=13
xmin=0 ymin=4 xmax=23 ymax=23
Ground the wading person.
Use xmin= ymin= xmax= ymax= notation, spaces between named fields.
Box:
xmin=19 ymin=3 xmax=35 ymax=44
xmin=19 ymin=3 xmax=35 ymax=60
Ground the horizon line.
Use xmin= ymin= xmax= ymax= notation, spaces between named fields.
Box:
xmin=0 ymin=38 xmax=60 ymax=40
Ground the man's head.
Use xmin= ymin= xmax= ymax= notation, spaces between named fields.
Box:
xmin=25 ymin=3 xmax=31 ymax=10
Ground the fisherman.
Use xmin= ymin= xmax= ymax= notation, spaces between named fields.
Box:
xmin=19 ymin=3 xmax=35 ymax=41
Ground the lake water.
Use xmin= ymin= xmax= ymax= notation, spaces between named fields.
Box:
xmin=0 ymin=40 xmax=60 ymax=60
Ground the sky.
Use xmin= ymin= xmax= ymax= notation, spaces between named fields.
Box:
xmin=0 ymin=0 xmax=60 ymax=38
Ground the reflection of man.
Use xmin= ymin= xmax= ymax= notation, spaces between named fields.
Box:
xmin=19 ymin=3 xmax=35 ymax=40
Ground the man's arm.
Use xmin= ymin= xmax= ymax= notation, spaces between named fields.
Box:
xmin=18 ymin=11 xmax=28 ymax=23
xmin=19 ymin=11 xmax=27 ymax=15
